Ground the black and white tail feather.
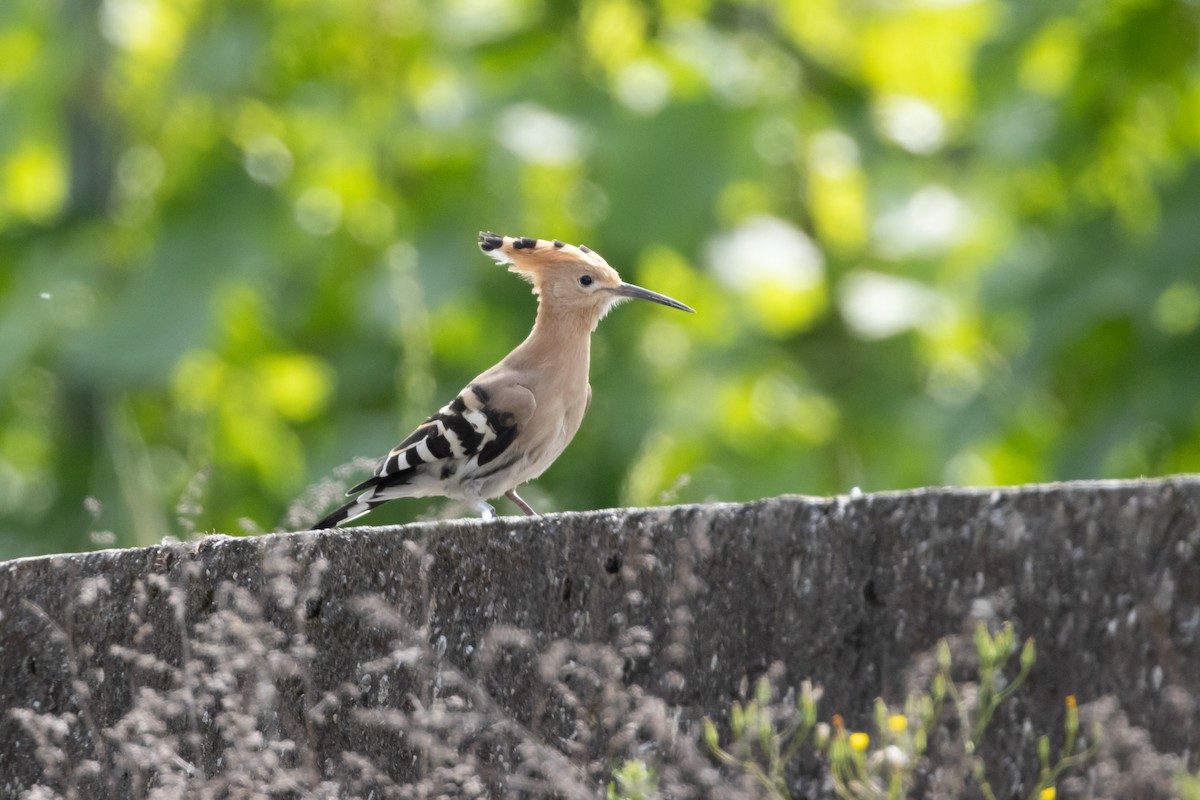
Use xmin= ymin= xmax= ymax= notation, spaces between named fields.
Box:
xmin=313 ymin=384 xmax=520 ymax=528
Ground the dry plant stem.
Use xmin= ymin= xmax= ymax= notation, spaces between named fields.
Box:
xmin=707 ymin=742 xmax=788 ymax=800
xmin=19 ymin=598 xmax=113 ymax=799
xmin=273 ymin=548 xmax=327 ymax=790
xmin=167 ymin=580 xmax=206 ymax=783
xmin=353 ymin=596 xmax=594 ymax=799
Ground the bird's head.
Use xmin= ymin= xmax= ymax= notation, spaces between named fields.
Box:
xmin=478 ymin=231 xmax=694 ymax=326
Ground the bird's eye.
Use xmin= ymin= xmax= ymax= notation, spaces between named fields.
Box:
xmin=579 ymin=275 xmax=594 ymax=287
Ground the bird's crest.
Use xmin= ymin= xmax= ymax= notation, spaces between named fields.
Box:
xmin=478 ymin=231 xmax=616 ymax=288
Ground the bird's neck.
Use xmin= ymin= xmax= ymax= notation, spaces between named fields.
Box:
xmin=511 ymin=302 xmax=597 ymax=378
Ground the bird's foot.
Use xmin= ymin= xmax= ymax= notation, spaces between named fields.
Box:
xmin=473 ymin=500 xmax=497 ymax=519
xmin=505 ymin=489 xmax=539 ymax=517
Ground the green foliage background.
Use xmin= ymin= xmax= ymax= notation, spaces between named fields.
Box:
xmin=1 ymin=0 xmax=1198 ymax=558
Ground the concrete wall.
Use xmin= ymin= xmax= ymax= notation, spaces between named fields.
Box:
xmin=2 ymin=478 xmax=1198 ymax=797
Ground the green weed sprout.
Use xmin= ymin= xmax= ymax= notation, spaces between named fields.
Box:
xmin=704 ymin=621 xmax=1096 ymax=800
xmin=702 ymin=677 xmax=821 ymax=799
xmin=607 ymin=759 xmax=658 ymax=800
xmin=1027 ymin=694 xmax=1098 ymax=800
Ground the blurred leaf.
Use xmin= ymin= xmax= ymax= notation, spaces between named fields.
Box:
xmin=1 ymin=0 xmax=1199 ymax=555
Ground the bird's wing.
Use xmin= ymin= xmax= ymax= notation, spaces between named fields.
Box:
xmin=348 ymin=382 xmax=537 ymax=494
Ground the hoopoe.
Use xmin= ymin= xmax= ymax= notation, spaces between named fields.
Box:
xmin=312 ymin=231 xmax=694 ymax=528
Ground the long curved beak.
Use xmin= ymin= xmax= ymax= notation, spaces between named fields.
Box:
xmin=611 ymin=282 xmax=695 ymax=313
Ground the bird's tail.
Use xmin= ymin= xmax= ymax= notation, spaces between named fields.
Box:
xmin=312 ymin=472 xmax=413 ymax=529
xmin=312 ymin=497 xmax=382 ymax=529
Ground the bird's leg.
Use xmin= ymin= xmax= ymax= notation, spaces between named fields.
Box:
xmin=464 ymin=489 xmax=497 ymax=519
xmin=505 ymin=489 xmax=538 ymax=517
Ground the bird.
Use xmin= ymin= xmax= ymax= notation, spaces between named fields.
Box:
xmin=312 ymin=231 xmax=694 ymax=528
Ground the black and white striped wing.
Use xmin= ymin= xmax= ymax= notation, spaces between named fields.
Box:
xmin=355 ymin=383 xmax=522 ymax=491
xmin=312 ymin=382 xmax=534 ymax=529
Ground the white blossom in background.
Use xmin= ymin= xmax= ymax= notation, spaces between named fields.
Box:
xmin=837 ymin=270 xmax=950 ymax=340
xmin=614 ymin=60 xmax=672 ymax=116
xmin=99 ymin=0 xmax=156 ymax=49
xmin=434 ymin=0 xmax=539 ymax=44
xmin=875 ymin=95 xmax=946 ymax=155
xmin=706 ymin=215 xmax=824 ymax=293
xmin=873 ymin=185 xmax=971 ymax=259
xmin=243 ymin=135 xmax=292 ymax=186
xmin=754 ymin=118 xmax=799 ymax=166
xmin=665 ymin=20 xmax=799 ymax=107
xmin=294 ymin=188 xmax=342 ymax=236
xmin=808 ymin=129 xmax=860 ymax=177
xmin=496 ymin=103 xmax=587 ymax=166
xmin=415 ymin=75 xmax=469 ymax=130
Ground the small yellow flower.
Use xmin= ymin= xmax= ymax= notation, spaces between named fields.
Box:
xmin=849 ymin=732 xmax=870 ymax=751
xmin=1065 ymin=695 xmax=1076 ymax=711
xmin=888 ymin=714 xmax=908 ymax=733
xmin=1040 ymin=787 xmax=1056 ymax=800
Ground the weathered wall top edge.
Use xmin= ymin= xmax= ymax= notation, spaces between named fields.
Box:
xmin=5 ymin=474 xmax=1199 ymax=572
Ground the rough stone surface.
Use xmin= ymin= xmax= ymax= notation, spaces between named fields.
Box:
xmin=2 ymin=478 xmax=1198 ymax=796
